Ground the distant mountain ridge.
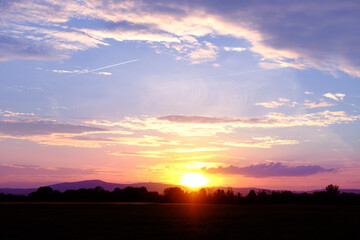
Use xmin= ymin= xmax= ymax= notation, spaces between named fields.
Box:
xmin=1 ymin=179 xmax=360 ymax=196
xmin=49 ymin=180 xmax=178 ymax=193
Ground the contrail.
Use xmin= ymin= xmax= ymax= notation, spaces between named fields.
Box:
xmin=84 ymin=59 xmax=139 ymax=74
xmin=66 ymin=59 xmax=139 ymax=77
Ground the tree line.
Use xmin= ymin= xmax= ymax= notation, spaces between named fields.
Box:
xmin=1 ymin=184 xmax=360 ymax=204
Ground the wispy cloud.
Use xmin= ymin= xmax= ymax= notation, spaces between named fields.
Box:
xmin=95 ymin=72 xmax=112 ymax=76
xmin=186 ymin=41 xmax=218 ymax=64
xmin=113 ymin=147 xmax=225 ymax=160
xmin=303 ymin=100 xmax=334 ymax=109
xmin=0 ymin=119 xmax=106 ymax=136
xmin=51 ymin=106 xmax=69 ymax=111
xmin=204 ymin=162 xmax=335 ymax=178
xmin=213 ymin=137 xmax=299 ymax=149
xmin=4 ymin=85 xmax=43 ymax=93
xmin=223 ymin=46 xmax=246 ymax=52
xmin=255 ymin=98 xmax=297 ymax=108
xmin=0 ymin=110 xmax=35 ymax=118
xmin=87 ymin=111 xmax=360 ymax=137
xmin=53 ymin=69 xmax=85 ymax=74
xmin=0 ymin=164 xmax=99 ymax=179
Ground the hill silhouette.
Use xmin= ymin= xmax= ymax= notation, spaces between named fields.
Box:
xmin=49 ymin=180 xmax=181 ymax=193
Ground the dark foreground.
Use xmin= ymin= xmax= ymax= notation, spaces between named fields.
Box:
xmin=1 ymin=203 xmax=359 ymax=240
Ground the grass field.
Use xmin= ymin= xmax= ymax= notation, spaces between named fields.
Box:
xmin=1 ymin=203 xmax=359 ymax=239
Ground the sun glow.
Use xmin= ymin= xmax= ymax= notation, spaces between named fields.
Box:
xmin=180 ymin=172 xmax=209 ymax=188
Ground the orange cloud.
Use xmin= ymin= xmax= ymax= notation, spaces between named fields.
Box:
xmin=323 ymin=93 xmax=346 ymax=101
xmin=303 ymin=100 xmax=335 ymax=109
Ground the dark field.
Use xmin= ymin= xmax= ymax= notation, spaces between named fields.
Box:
xmin=1 ymin=203 xmax=359 ymax=240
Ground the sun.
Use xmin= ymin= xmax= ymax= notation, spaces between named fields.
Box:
xmin=180 ymin=172 xmax=209 ymax=188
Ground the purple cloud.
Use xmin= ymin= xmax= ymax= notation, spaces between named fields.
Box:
xmin=204 ymin=162 xmax=335 ymax=177
xmin=68 ymin=136 xmax=115 ymax=142
xmin=0 ymin=120 xmax=106 ymax=136
xmin=0 ymin=164 xmax=97 ymax=176
xmin=179 ymin=0 xmax=360 ymax=75
xmin=0 ymin=35 xmax=62 ymax=61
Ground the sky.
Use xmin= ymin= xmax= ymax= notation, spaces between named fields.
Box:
xmin=0 ymin=0 xmax=360 ymax=190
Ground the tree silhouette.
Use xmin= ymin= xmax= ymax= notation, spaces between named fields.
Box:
xmin=326 ymin=184 xmax=340 ymax=195
xmin=28 ymin=186 xmax=60 ymax=201
xmin=246 ymin=189 xmax=257 ymax=203
xmin=163 ymin=187 xmax=187 ymax=202
xmin=1 ymin=184 xmax=359 ymax=204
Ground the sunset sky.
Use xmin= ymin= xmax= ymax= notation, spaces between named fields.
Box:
xmin=1 ymin=0 xmax=360 ymax=190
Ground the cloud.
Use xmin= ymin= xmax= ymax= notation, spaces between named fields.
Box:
xmin=53 ymin=69 xmax=111 ymax=75
xmin=186 ymin=41 xmax=218 ymax=63
xmin=0 ymin=110 xmax=35 ymax=118
xmin=1 ymin=0 xmax=359 ymax=75
xmin=95 ymin=71 xmax=112 ymax=75
xmin=0 ymin=35 xmax=63 ymax=61
xmin=53 ymin=69 xmax=86 ymax=74
xmin=157 ymin=115 xmax=235 ymax=124
xmin=323 ymin=93 xmax=346 ymax=101
xmin=157 ymin=110 xmax=359 ymax=127
xmin=87 ymin=111 xmax=360 ymax=137
xmin=255 ymin=98 xmax=297 ymax=108
xmin=162 ymin=147 xmax=227 ymax=153
xmin=204 ymin=162 xmax=335 ymax=178
xmin=213 ymin=137 xmax=299 ymax=149
xmin=51 ymin=106 xmax=69 ymax=111
xmin=4 ymin=85 xmax=43 ymax=93
xmin=223 ymin=46 xmax=246 ymax=52
xmin=303 ymin=100 xmax=334 ymax=109
xmin=0 ymin=164 xmax=98 ymax=178
xmin=112 ymin=135 xmax=179 ymax=147
xmin=0 ymin=119 xmax=106 ymax=136
xmin=304 ymin=91 xmax=313 ymax=95
xmin=113 ymin=147 xmax=225 ymax=160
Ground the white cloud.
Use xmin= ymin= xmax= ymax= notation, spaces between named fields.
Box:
xmin=223 ymin=46 xmax=247 ymax=52
xmin=52 ymin=69 xmax=86 ymax=74
xmin=323 ymin=93 xmax=346 ymax=101
xmin=186 ymin=41 xmax=218 ymax=64
xmin=95 ymin=72 xmax=112 ymax=75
